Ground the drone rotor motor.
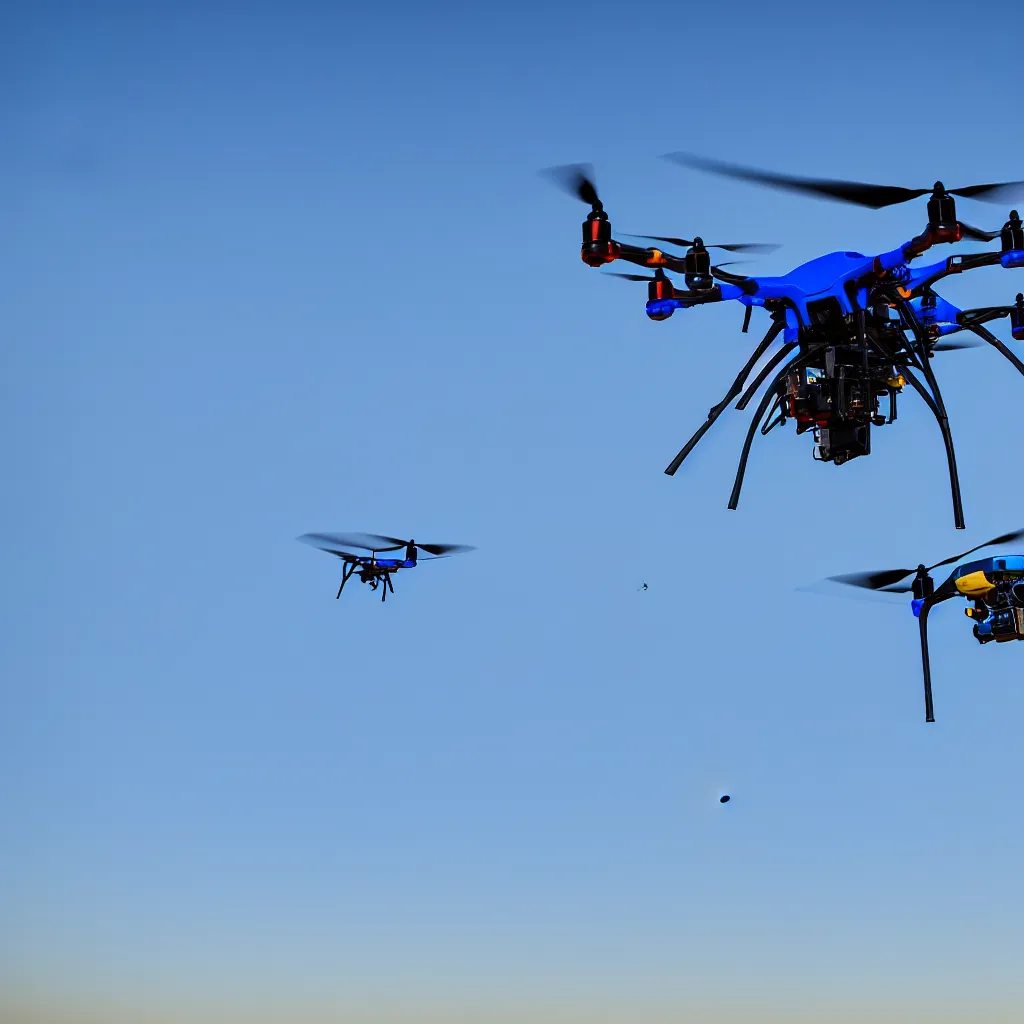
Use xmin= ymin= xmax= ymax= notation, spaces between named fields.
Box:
xmin=647 ymin=268 xmax=675 ymax=303
xmin=1012 ymin=293 xmax=1024 ymax=341
xmin=582 ymin=208 xmax=618 ymax=266
xmin=1001 ymin=210 xmax=1023 ymax=253
xmin=911 ymin=567 xmax=935 ymax=601
xmin=926 ymin=182 xmax=961 ymax=243
xmin=684 ymin=237 xmax=714 ymax=290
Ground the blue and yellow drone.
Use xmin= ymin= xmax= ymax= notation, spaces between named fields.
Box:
xmin=298 ymin=532 xmax=475 ymax=602
xmin=826 ymin=528 xmax=1024 ymax=722
xmin=548 ymin=155 xmax=1024 ymax=529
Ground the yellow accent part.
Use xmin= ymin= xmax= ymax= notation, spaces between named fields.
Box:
xmin=897 ymin=286 xmax=913 ymax=299
xmin=965 ymin=606 xmax=986 ymax=620
xmin=647 ymin=248 xmax=665 ymax=265
xmin=886 ymin=375 xmax=906 ymax=390
xmin=955 ymin=570 xmax=996 ymax=598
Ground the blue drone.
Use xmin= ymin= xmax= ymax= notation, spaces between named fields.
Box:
xmin=298 ymin=532 xmax=475 ymax=602
xmin=826 ymin=528 xmax=1024 ymax=722
xmin=548 ymin=154 xmax=1024 ymax=529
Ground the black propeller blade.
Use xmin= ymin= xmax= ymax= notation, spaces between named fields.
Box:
xmin=299 ymin=532 xmax=475 ymax=558
xmin=828 ymin=567 xmax=921 ymax=592
xmin=603 ymin=271 xmax=662 ymax=282
xmin=663 ymin=152 xmax=1024 ymax=209
xmin=710 ymin=264 xmax=752 ymax=284
xmin=540 ymin=163 xmax=602 ymax=209
xmin=827 ymin=528 xmax=1024 ymax=591
xmin=958 ymin=221 xmax=1002 ymax=242
xmin=300 ymin=532 xmax=407 ymax=553
xmin=415 ymin=541 xmax=476 ymax=556
xmin=622 ymin=233 xmax=778 ymax=254
xmin=603 ymin=262 xmax=740 ymax=284
xmin=926 ymin=528 xmax=1024 ymax=573
xmin=318 ymin=547 xmax=364 ymax=562
xmin=931 ymin=338 xmax=982 ymax=352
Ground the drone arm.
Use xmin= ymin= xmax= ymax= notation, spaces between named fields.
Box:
xmin=874 ymin=243 xmax=921 ymax=275
xmin=663 ymin=314 xmax=786 ymax=476
xmin=608 ymin=241 xmax=691 ymax=275
xmin=646 ymin=283 xmax=748 ymax=319
xmin=870 ymin=233 xmax=959 ymax=278
xmin=957 ymin=307 xmax=1013 ymax=328
xmin=896 ymin=222 xmax=1000 ymax=266
xmin=905 ymin=252 xmax=1004 ymax=294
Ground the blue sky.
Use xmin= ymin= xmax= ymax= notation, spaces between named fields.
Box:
xmin=3 ymin=2 xmax=1023 ymax=1021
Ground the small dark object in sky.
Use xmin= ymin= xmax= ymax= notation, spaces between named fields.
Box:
xmin=640 ymin=582 xmax=648 ymax=591
xmin=720 ymin=795 xmax=731 ymax=803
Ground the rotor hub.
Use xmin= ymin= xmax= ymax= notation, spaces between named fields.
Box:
xmin=1012 ymin=291 xmax=1024 ymax=340
xmin=1002 ymin=210 xmax=1024 ymax=253
xmin=684 ymin=237 xmax=713 ymax=290
xmin=926 ymin=183 xmax=958 ymax=236
xmin=912 ymin=565 xmax=935 ymax=601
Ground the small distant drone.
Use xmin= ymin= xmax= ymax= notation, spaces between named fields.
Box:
xmin=547 ymin=155 xmax=1024 ymax=528
xmin=298 ymin=532 xmax=475 ymax=602
xmin=827 ymin=528 xmax=1024 ymax=722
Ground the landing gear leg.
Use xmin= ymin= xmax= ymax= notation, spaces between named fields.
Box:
xmin=337 ymin=563 xmax=354 ymax=599
xmin=664 ymin=315 xmax=786 ymax=476
xmin=872 ymin=330 xmax=965 ymax=530
xmin=727 ymin=346 xmax=814 ymax=510
xmin=918 ymin=601 xmax=936 ymax=724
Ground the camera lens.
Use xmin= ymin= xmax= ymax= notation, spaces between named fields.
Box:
xmin=1011 ymin=581 xmax=1024 ymax=607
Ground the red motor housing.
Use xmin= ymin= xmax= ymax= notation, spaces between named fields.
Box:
xmin=580 ymin=210 xmax=619 ymax=267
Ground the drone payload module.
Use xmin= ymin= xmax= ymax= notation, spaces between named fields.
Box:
xmin=824 ymin=528 xmax=1024 ymax=722
xmin=547 ymin=155 xmax=1024 ymax=529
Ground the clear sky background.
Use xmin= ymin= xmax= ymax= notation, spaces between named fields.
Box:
xmin=3 ymin=2 xmax=1023 ymax=1022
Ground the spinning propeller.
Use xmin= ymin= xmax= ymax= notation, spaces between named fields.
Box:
xmin=621 ymin=234 xmax=778 ymax=254
xmin=603 ymin=260 xmax=742 ymax=283
xmin=828 ymin=529 xmax=1024 ymax=593
xmin=664 ymin=152 xmax=1024 ymax=209
xmin=542 ymin=163 xmax=603 ymax=209
xmin=541 ymin=164 xmax=780 ymax=268
xmin=298 ymin=532 xmax=475 ymax=558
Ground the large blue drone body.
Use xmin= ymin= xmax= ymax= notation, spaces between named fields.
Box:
xmin=646 ymin=245 xmax=1024 ymax=337
xmin=550 ymin=154 xmax=1024 ymax=529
